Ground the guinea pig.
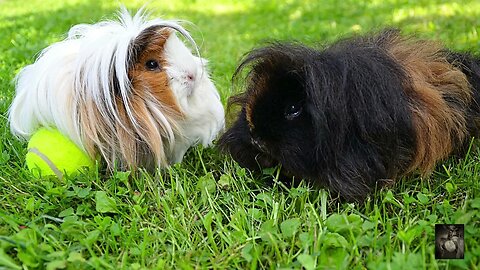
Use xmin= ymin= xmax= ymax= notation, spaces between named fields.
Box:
xmin=219 ymin=29 xmax=480 ymax=201
xmin=8 ymin=7 xmax=225 ymax=170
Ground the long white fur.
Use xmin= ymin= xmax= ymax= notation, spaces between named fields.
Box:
xmin=8 ymin=7 xmax=224 ymax=168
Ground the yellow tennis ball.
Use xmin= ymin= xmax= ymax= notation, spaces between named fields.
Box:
xmin=26 ymin=128 xmax=95 ymax=178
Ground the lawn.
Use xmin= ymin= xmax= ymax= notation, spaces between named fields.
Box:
xmin=1 ymin=0 xmax=479 ymax=269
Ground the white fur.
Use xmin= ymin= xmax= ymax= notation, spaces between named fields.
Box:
xmin=8 ymin=7 xmax=224 ymax=168
xmin=163 ymin=35 xmax=225 ymax=162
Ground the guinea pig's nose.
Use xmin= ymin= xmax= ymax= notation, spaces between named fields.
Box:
xmin=186 ymin=73 xmax=195 ymax=81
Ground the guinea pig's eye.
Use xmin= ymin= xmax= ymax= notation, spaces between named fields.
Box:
xmin=284 ymin=103 xmax=303 ymax=120
xmin=145 ymin=59 xmax=161 ymax=71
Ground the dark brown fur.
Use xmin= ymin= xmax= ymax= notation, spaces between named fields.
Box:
xmin=219 ymin=29 xmax=480 ymax=201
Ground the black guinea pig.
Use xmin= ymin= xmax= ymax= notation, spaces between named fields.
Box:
xmin=218 ymin=29 xmax=480 ymax=201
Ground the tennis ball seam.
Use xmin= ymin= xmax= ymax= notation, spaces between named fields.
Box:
xmin=28 ymin=147 xmax=63 ymax=179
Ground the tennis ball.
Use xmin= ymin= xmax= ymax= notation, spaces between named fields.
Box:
xmin=26 ymin=128 xmax=95 ymax=178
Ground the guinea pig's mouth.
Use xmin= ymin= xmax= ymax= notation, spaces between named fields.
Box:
xmin=251 ymin=137 xmax=268 ymax=152
xmin=186 ymin=85 xmax=194 ymax=97
xmin=253 ymin=152 xmax=277 ymax=168
xmin=250 ymin=144 xmax=307 ymax=186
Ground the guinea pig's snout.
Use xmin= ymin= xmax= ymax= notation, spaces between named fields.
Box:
xmin=184 ymin=72 xmax=195 ymax=82
xmin=181 ymin=69 xmax=197 ymax=96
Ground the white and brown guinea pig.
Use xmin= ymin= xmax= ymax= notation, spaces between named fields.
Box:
xmin=8 ymin=7 xmax=225 ymax=170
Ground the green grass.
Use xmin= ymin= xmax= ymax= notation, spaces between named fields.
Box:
xmin=1 ymin=0 xmax=480 ymax=269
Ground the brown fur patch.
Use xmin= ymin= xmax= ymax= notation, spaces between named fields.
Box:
xmin=121 ymin=28 xmax=182 ymax=167
xmin=79 ymin=28 xmax=182 ymax=169
xmin=245 ymin=102 xmax=254 ymax=130
xmin=385 ymin=34 xmax=471 ymax=174
xmin=244 ymin=75 xmax=268 ymax=131
xmin=129 ymin=29 xmax=182 ymax=115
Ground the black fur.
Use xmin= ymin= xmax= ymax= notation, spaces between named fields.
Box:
xmin=449 ymin=52 xmax=480 ymax=145
xmin=219 ymin=29 xmax=480 ymax=201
